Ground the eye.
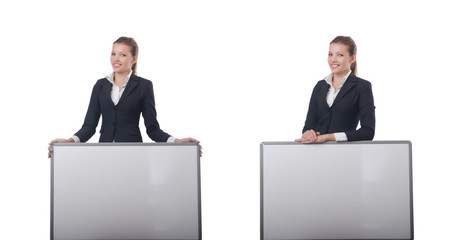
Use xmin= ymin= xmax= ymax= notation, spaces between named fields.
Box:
xmin=338 ymin=54 xmax=344 ymax=57
xmin=328 ymin=53 xmax=333 ymax=57
xmin=111 ymin=52 xmax=115 ymax=56
xmin=121 ymin=54 xmax=127 ymax=57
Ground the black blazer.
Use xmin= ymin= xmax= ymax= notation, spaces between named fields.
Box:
xmin=74 ymin=74 xmax=171 ymax=142
xmin=302 ymin=73 xmax=375 ymax=141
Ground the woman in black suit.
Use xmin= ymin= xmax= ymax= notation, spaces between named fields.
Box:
xmin=296 ymin=36 xmax=375 ymax=144
xmin=49 ymin=37 xmax=200 ymax=156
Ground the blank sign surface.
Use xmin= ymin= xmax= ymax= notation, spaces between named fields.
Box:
xmin=261 ymin=141 xmax=413 ymax=240
xmin=51 ymin=143 xmax=201 ymax=240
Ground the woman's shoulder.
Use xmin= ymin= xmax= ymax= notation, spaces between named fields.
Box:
xmin=130 ymin=75 xmax=153 ymax=85
xmin=351 ymin=75 xmax=372 ymax=87
xmin=313 ymin=79 xmax=328 ymax=89
xmin=308 ymin=79 xmax=328 ymax=93
xmin=92 ymin=78 xmax=110 ymax=88
xmin=316 ymin=79 xmax=327 ymax=85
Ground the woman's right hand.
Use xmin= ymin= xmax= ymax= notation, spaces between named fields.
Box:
xmin=48 ymin=138 xmax=74 ymax=158
xmin=295 ymin=130 xmax=320 ymax=144
xmin=174 ymin=138 xmax=203 ymax=157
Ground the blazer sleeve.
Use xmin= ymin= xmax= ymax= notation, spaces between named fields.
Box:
xmin=74 ymin=81 xmax=102 ymax=142
xmin=302 ymin=82 xmax=321 ymax=133
xmin=345 ymin=81 xmax=376 ymax=141
xmin=142 ymin=80 xmax=171 ymax=142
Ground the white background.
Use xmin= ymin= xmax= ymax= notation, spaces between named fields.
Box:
xmin=0 ymin=0 xmax=456 ymax=239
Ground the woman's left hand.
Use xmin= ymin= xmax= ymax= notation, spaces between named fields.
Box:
xmin=296 ymin=134 xmax=335 ymax=144
xmin=174 ymin=138 xmax=202 ymax=157
xmin=314 ymin=134 xmax=331 ymax=143
xmin=174 ymin=137 xmax=200 ymax=143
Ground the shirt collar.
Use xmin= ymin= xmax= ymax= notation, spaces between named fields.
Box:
xmin=324 ymin=70 xmax=352 ymax=88
xmin=106 ymin=70 xmax=133 ymax=87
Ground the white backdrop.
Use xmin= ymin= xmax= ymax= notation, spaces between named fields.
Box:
xmin=1 ymin=0 xmax=456 ymax=239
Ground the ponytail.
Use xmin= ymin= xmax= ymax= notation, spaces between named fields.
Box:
xmin=351 ymin=61 xmax=357 ymax=76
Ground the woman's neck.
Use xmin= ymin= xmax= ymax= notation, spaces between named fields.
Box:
xmin=332 ymin=75 xmax=344 ymax=88
xmin=332 ymin=70 xmax=350 ymax=88
xmin=114 ymin=72 xmax=129 ymax=87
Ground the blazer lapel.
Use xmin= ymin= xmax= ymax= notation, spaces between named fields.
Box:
xmin=118 ymin=74 xmax=139 ymax=105
xmin=332 ymin=74 xmax=357 ymax=106
xmin=102 ymin=80 xmax=115 ymax=107
xmin=320 ymin=81 xmax=331 ymax=107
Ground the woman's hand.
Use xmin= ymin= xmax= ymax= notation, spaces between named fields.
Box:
xmin=295 ymin=130 xmax=320 ymax=143
xmin=315 ymin=134 xmax=334 ymax=143
xmin=174 ymin=138 xmax=203 ymax=157
xmin=48 ymin=138 xmax=74 ymax=158
xmin=174 ymin=137 xmax=200 ymax=143
xmin=295 ymin=132 xmax=335 ymax=144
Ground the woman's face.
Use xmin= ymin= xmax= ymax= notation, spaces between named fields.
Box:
xmin=328 ymin=43 xmax=356 ymax=76
xmin=111 ymin=43 xmax=137 ymax=74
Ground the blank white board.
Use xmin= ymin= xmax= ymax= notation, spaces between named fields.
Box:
xmin=51 ymin=143 xmax=201 ymax=240
xmin=261 ymin=141 xmax=413 ymax=240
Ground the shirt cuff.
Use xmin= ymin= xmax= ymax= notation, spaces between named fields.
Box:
xmin=167 ymin=136 xmax=176 ymax=143
xmin=333 ymin=132 xmax=348 ymax=142
xmin=71 ymin=135 xmax=81 ymax=143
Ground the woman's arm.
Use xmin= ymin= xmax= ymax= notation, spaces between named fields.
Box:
xmin=302 ymin=82 xmax=321 ymax=133
xmin=48 ymin=81 xmax=102 ymax=157
xmin=73 ymin=80 xmax=103 ymax=142
xmin=296 ymin=82 xmax=322 ymax=143
xmin=142 ymin=81 xmax=202 ymax=155
xmin=142 ymin=80 xmax=171 ymax=142
xmin=345 ymin=81 xmax=375 ymax=141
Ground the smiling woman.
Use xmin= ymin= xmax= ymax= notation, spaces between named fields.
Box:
xmin=111 ymin=37 xmax=138 ymax=77
xmin=48 ymin=36 xmax=201 ymax=157
xmin=295 ymin=36 xmax=375 ymax=144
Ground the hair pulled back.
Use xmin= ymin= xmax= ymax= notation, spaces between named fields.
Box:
xmin=330 ymin=36 xmax=357 ymax=76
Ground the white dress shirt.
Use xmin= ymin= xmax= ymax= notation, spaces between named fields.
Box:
xmin=323 ymin=70 xmax=352 ymax=142
xmin=107 ymin=71 xmax=132 ymax=106
xmin=72 ymin=71 xmax=175 ymax=143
